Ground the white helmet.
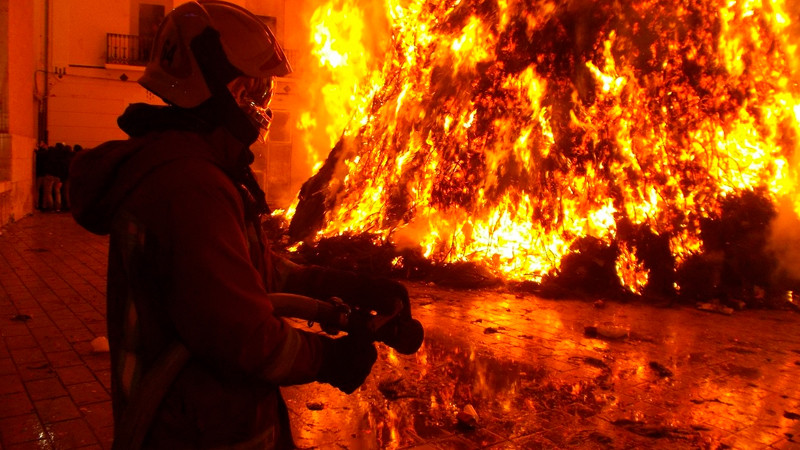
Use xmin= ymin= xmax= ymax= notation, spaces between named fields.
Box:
xmin=139 ymin=1 xmax=291 ymax=109
xmin=139 ymin=1 xmax=288 ymax=143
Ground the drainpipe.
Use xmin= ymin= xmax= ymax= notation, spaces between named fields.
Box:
xmin=38 ymin=0 xmax=49 ymax=144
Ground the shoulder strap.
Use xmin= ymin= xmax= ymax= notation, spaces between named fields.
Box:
xmin=112 ymin=341 xmax=191 ymax=450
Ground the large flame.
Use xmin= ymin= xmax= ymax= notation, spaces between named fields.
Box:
xmin=293 ymin=0 xmax=389 ymax=177
xmin=293 ymin=0 xmax=800 ymax=292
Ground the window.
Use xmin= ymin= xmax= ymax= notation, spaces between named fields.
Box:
xmin=138 ymin=4 xmax=165 ymax=39
xmin=138 ymin=4 xmax=165 ymax=62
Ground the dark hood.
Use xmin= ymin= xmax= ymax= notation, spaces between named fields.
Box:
xmin=117 ymin=103 xmax=214 ymax=137
xmin=70 ymin=104 xmax=254 ymax=235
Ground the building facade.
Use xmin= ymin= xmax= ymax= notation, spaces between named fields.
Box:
xmin=0 ymin=0 xmax=38 ymax=224
xmin=0 ymin=0 xmax=304 ymax=227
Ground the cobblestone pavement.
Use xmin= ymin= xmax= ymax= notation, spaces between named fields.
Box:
xmin=2 ymin=212 xmax=800 ymax=449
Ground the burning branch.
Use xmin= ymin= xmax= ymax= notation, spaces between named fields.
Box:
xmin=286 ymin=0 xmax=800 ymax=305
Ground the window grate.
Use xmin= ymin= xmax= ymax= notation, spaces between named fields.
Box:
xmin=106 ymin=34 xmax=154 ymax=66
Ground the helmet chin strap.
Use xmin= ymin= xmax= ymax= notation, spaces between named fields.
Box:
xmin=190 ymin=27 xmax=260 ymax=146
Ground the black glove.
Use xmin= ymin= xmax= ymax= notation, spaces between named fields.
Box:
xmin=317 ymin=334 xmax=377 ymax=394
xmin=354 ymin=276 xmax=411 ymax=319
xmin=285 ymin=266 xmax=411 ymax=318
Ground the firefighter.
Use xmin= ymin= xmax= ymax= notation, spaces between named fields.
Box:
xmin=69 ymin=1 xmax=412 ymax=448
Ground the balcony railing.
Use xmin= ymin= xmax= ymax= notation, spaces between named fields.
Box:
xmin=106 ymin=34 xmax=154 ymax=66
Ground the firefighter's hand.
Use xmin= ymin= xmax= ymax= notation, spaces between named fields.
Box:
xmin=317 ymin=334 xmax=377 ymax=394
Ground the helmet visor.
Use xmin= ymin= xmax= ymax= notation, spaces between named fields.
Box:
xmin=228 ymin=76 xmax=275 ymax=142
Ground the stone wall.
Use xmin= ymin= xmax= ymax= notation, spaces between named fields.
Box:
xmin=0 ymin=0 xmax=37 ymax=226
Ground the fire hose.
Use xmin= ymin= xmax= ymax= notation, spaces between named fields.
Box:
xmin=267 ymin=293 xmax=424 ymax=355
xmin=114 ymin=292 xmax=423 ymax=450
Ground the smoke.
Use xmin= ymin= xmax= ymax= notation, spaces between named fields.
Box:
xmin=289 ymin=0 xmax=391 ymax=198
xmin=768 ymin=196 xmax=800 ymax=286
xmin=768 ymin=0 xmax=800 ymax=287
xmin=769 ymin=97 xmax=800 ymax=287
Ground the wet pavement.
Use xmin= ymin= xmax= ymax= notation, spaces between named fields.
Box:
xmin=284 ymin=286 xmax=800 ymax=449
xmin=2 ymin=212 xmax=800 ymax=449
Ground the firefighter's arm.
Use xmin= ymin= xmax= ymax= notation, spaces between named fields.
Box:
xmin=165 ymin=162 xmax=374 ymax=391
xmin=269 ymin=253 xmax=411 ymax=319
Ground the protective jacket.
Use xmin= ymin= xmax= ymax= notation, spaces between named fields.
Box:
xmin=70 ymin=104 xmax=324 ymax=449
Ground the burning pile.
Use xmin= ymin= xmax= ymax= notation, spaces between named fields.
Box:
xmin=283 ymin=0 xmax=800 ymax=306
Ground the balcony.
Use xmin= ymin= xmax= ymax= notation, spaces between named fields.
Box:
xmin=106 ymin=34 xmax=154 ymax=67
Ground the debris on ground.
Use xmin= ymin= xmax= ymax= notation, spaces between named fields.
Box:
xmin=611 ymin=419 xmax=700 ymax=439
xmin=582 ymin=356 xmax=610 ymax=369
xmin=696 ymin=302 xmax=734 ymax=315
xmin=569 ymin=356 xmax=613 ymax=389
xmin=27 ymin=362 xmax=50 ymax=370
xmin=690 ymin=397 xmax=733 ymax=406
xmin=377 ymin=377 xmax=417 ymax=400
xmin=378 ymin=378 xmax=401 ymax=400
xmin=11 ymin=314 xmax=32 ymax=322
xmin=720 ymin=363 xmax=760 ymax=379
xmin=649 ymin=361 xmax=673 ymax=378
xmin=584 ymin=325 xmax=628 ymax=340
xmin=456 ymin=404 xmax=479 ymax=429
xmin=306 ymin=402 xmax=324 ymax=411
xmin=593 ymin=299 xmax=605 ymax=308
xmin=784 ymin=411 xmax=800 ymax=420
xmin=566 ymin=430 xmax=614 ymax=446
xmin=91 ymin=336 xmax=110 ymax=353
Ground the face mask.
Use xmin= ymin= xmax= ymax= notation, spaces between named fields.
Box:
xmin=228 ymin=76 xmax=275 ymax=143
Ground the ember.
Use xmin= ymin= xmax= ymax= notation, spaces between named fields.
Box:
xmin=285 ymin=0 xmax=800 ymax=306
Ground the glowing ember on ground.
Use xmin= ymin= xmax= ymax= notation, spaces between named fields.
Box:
xmin=290 ymin=0 xmax=800 ymax=298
